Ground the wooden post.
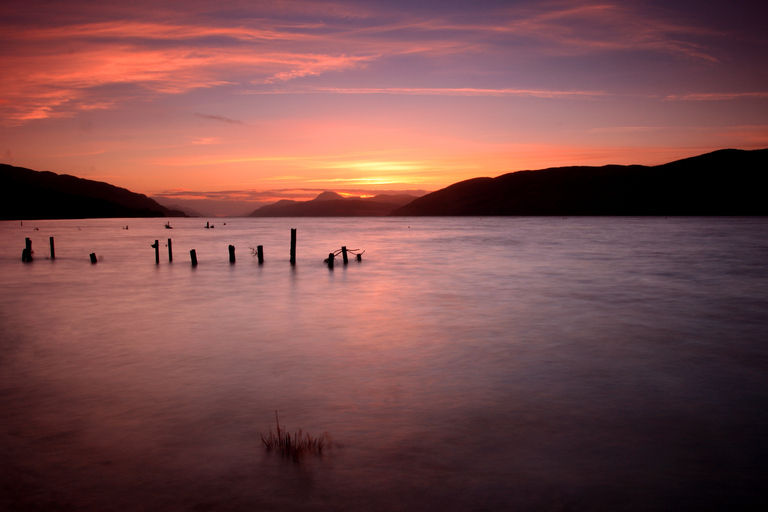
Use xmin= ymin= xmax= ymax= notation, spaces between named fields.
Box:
xmin=356 ymin=253 xmax=362 ymax=262
xmin=22 ymin=237 xmax=33 ymax=262
xmin=90 ymin=253 xmax=97 ymax=264
xmin=151 ymin=240 xmax=159 ymax=264
xmin=290 ymin=228 xmax=296 ymax=265
xmin=229 ymin=245 xmax=236 ymax=263
xmin=50 ymin=237 xmax=55 ymax=259
xmin=341 ymin=246 xmax=348 ymax=265
xmin=190 ymin=249 xmax=198 ymax=266
xmin=257 ymin=245 xmax=264 ymax=264
xmin=167 ymin=238 xmax=173 ymax=262
xmin=327 ymin=252 xmax=335 ymax=269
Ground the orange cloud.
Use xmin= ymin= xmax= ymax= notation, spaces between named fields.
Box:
xmin=0 ymin=19 xmax=376 ymax=123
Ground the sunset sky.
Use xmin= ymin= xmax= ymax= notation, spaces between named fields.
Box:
xmin=2 ymin=0 xmax=767 ymax=211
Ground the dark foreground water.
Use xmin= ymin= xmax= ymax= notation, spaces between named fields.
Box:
xmin=1 ymin=217 xmax=767 ymax=511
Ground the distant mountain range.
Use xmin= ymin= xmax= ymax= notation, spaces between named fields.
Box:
xmin=0 ymin=164 xmax=186 ymax=220
xmin=2 ymin=148 xmax=766 ymax=220
xmin=248 ymin=191 xmax=417 ymax=217
xmin=390 ymin=148 xmax=768 ymax=216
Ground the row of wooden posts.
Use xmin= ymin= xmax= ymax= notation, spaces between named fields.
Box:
xmin=21 ymin=237 xmax=73 ymax=262
xmin=21 ymin=229 xmax=361 ymax=268
xmin=149 ymin=228 xmax=299 ymax=266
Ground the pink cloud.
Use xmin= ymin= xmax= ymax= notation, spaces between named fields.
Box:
xmin=413 ymin=2 xmax=721 ymax=62
xmin=277 ymin=86 xmax=605 ymax=98
xmin=664 ymin=92 xmax=768 ymax=101
xmin=1 ymin=1 xmax=729 ymax=125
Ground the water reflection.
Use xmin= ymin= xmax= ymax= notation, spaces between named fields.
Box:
xmin=1 ymin=217 xmax=767 ymax=510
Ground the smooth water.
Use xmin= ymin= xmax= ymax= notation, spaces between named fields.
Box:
xmin=1 ymin=217 xmax=767 ymax=511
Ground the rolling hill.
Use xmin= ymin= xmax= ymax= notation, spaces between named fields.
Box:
xmin=249 ymin=191 xmax=417 ymax=217
xmin=0 ymin=164 xmax=186 ymax=220
xmin=389 ymin=149 xmax=768 ymax=216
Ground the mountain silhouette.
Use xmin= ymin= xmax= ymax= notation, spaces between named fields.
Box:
xmin=390 ymin=148 xmax=767 ymax=216
xmin=3 ymin=148 xmax=765 ymax=220
xmin=249 ymin=192 xmax=417 ymax=217
xmin=1 ymin=164 xmax=186 ymax=220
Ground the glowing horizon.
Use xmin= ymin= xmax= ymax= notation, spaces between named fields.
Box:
xmin=2 ymin=0 xmax=766 ymax=203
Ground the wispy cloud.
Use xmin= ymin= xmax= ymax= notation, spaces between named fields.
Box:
xmin=0 ymin=1 xmax=730 ymax=124
xmin=252 ymin=55 xmax=375 ymax=84
xmin=189 ymin=137 xmax=224 ymax=145
xmin=0 ymin=18 xmax=373 ymax=122
xmin=664 ymin=92 xmax=768 ymax=101
xmin=273 ymin=86 xmax=605 ymax=98
xmin=491 ymin=2 xmax=722 ymax=62
xmin=194 ymin=113 xmax=246 ymax=125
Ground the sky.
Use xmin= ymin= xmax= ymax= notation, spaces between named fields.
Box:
xmin=2 ymin=0 xmax=767 ymax=213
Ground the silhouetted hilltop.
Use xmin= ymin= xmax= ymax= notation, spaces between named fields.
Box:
xmin=249 ymin=191 xmax=417 ymax=217
xmin=0 ymin=164 xmax=186 ymax=220
xmin=390 ymin=149 xmax=768 ymax=216
xmin=162 ymin=204 xmax=205 ymax=217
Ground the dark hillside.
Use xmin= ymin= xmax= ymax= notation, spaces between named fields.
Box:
xmin=0 ymin=164 xmax=186 ymax=220
xmin=390 ymin=149 xmax=767 ymax=216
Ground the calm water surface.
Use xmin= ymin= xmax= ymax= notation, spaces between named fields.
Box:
xmin=1 ymin=217 xmax=767 ymax=511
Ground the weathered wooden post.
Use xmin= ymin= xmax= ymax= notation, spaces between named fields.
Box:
xmin=356 ymin=253 xmax=362 ymax=262
xmin=90 ymin=253 xmax=97 ymax=264
xmin=327 ymin=252 xmax=335 ymax=269
xmin=257 ymin=245 xmax=264 ymax=264
xmin=190 ymin=249 xmax=198 ymax=266
xmin=151 ymin=240 xmax=159 ymax=264
xmin=167 ymin=238 xmax=173 ymax=262
xmin=290 ymin=228 xmax=296 ymax=265
xmin=341 ymin=246 xmax=348 ymax=265
xmin=229 ymin=245 xmax=236 ymax=263
xmin=22 ymin=237 xmax=33 ymax=262
xmin=49 ymin=237 xmax=55 ymax=259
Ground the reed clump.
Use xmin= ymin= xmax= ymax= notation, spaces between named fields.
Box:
xmin=261 ymin=411 xmax=329 ymax=460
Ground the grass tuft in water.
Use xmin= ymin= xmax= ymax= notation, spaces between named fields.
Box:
xmin=261 ymin=411 xmax=329 ymax=460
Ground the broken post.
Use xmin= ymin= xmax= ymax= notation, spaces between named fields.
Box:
xmin=257 ymin=245 xmax=264 ymax=264
xmin=290 ymin=228 xmax=296 ymax=265
xmin=22 ymin=237 xmax=33 ymax=262
xmin=190 ymin=249 xmax=198 ymax=266
xmin=327 ymin=252 xmax=335 ymax=269
xmin=342 ymin=246 xmax=348 ymax=265
xmin=151 ymin=240 xmax=159 ymax=264
xmin=167 ymin=238 xmax=173 ymax=262
xmin=90 ymin=253 xmax=97 ymax=264
xmin=356 ymin=253 xmax=362 ymax=262
xmin=50 ymin=237 xmax=55 ymax=259
xmin=229 ymin=245 xmax=236 ymax=263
